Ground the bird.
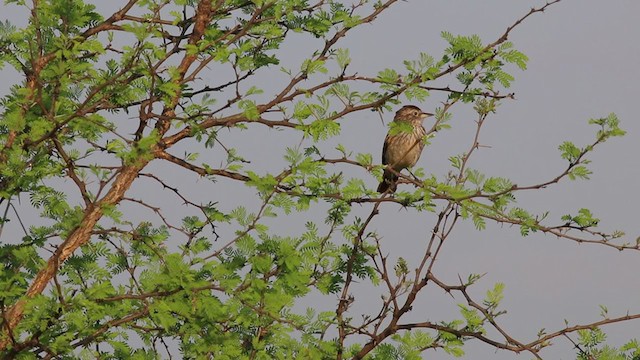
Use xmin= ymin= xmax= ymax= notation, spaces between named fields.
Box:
xmin=377 ymin=105 xmax=433 ymax=193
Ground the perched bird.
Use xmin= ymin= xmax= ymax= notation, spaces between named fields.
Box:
xmin=377 ymin=105 xmax=433 ymax=193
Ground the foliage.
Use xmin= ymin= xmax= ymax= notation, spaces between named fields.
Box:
xmin=0 ymin=0 xmax=636 ymax=359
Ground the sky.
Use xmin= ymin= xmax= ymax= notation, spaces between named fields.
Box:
xmin=211 ymin=2 xmax=640 ymax=357
xmin=361 ymin=1 xmax=640 ymax=358
xmin=1 ymin=1 xmax=639 ymax=359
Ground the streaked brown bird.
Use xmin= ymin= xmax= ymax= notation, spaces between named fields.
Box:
xmin=377 ymin=105 xmax=433 ymax=193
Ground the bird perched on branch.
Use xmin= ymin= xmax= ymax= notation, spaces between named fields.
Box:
xmin=377 ymin=105 xmax=433 ymax=193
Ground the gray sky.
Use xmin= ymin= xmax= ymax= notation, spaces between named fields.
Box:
xmin=227 ymin=2 xmax=640 ymax=357
xmin=221 ymin=1 xmax=640 ymax=358
xmin=1 ymin=1 xmax=639 ymax=359
xmin=367 ymin=1 xmax=640 ymax=359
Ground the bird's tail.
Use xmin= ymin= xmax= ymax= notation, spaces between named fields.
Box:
xmin=377 ymin=170 xmax=398 ymax=193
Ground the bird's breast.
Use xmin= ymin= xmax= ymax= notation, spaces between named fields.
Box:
xmin=384 ymin=128 xmax=425 ymax=170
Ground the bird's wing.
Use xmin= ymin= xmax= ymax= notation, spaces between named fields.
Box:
xmin=381 ymin=134 xmax=390 ymax=165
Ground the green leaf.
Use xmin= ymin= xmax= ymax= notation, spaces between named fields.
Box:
xmin=335 ymin=48 xmax=351 ymax=69
xmin=239 ymin=99 xmax=260 ymax=120
xmin=302 ymin=58 xmax=328 ymax=75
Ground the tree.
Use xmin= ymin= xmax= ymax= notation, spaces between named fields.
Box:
xmin=0 ymin=0 xmax=638 ymax=358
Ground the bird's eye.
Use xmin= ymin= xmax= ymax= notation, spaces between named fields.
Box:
xmin=413 ymin=110 xmax=419 ymax=116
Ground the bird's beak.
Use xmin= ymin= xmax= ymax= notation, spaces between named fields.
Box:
xmin=421 ymin=112 xmax=434 ymax=119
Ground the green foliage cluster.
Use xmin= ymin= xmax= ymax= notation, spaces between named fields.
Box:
xmin=575 ymin=328 xmax=640 ymax=360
